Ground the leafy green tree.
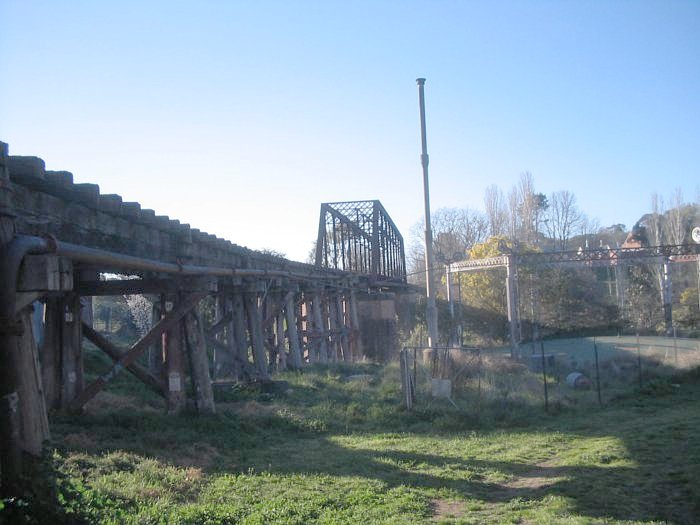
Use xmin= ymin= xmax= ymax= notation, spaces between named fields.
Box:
xmin=677 ymin=287 xmax=699 ymax=331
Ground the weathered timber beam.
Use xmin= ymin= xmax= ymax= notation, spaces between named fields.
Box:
xmin=161 ymin=295 xmax=186 ymax=414
xmin=285 ymin=293 xmax=303 ymax=369
xmin=14 ymin=292 xmax=43 ymax=314
xmin=18 ymin=255 xmax=73 ymax=292
xmin=205 ymin=331 xmax=255 ymax=378
xmin=206 ymin=310 xmax=233 ymax=338
xmin=262 ymin=292 xmax=292 ymax=329
xmin=205 ymin=333 xmax=229 ymax=354
xmin=244 ymin=293 xmax=269 ymax=380
xmin=81 ymin=323 xmax=165 ymax=397
xmin=77 ymin=276 xmax=217 ymax=296
xmin=70 ymin=292 xmax=206 ymax=410
xmin=183 ymin=311 xmax=215 ymax=414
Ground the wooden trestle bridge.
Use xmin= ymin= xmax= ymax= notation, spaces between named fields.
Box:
xmin=0 ymin=141 xmax=407 ymax=494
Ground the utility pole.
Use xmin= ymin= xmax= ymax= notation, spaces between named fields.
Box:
xmin=416 ymin=78 xmax=439 ymax=354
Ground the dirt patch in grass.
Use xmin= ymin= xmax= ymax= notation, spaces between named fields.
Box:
xmin=432 ymin=499 xmax=466 ymax=520
xmin=491 ymin=457 xmax=564 ymax=502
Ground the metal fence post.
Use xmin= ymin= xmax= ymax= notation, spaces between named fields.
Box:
xmin=636 ymin=333 xmax=643 ymax=388
xmin=593 ymin=337 xmax=602 ymax=406
xmin=540 ymin=341 xmax=549 ymax=412
xmin=673 ymin=326 xmax=678 ymax=366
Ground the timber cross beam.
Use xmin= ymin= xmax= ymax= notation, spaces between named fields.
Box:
xmin=69 ymin=292 xmax=206 ymax=411
xmin=82 ymin=323 xmax=165 ymax=397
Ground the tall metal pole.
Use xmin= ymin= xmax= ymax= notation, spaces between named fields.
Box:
xmin=416 ymin=78 xmax=439 ymax=353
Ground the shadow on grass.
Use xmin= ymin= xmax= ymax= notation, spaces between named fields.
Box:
xmin=36 ymin=366 xmax=700 ymax=524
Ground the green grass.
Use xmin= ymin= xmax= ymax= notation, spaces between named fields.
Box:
xmin=4 ymin=362 xmax=700 ymax=524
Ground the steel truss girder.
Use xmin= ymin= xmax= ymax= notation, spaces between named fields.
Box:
xmin=448 ymin=244 xmax=700 ymax=273
xmin=316 ymin=200 xmax=406 ymax=283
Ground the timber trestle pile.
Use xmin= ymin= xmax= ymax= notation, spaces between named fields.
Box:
xmin=0 ymin=141 xmax=407 ymax=495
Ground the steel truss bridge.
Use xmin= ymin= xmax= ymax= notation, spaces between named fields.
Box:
xmin=315 ymin=200 xmax=406 ymax=284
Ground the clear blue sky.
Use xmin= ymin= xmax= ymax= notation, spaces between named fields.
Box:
xmin=1 ymin=1 xmax=698 ymax=261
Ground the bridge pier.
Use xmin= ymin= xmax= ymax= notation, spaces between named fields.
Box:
xmin=184 ymin=309 xmax=215 ymax=414
xmin=285 ymin=291 xmax=303 ymax=369
xmin=0 ymin=209 xmax=51 ymax=496
xmin=328 ymin=293 xmax=341 ymax=361
xmin=336 ymin=294 xmax=350 ymax=361
xmin=162 ymin=295 xmax=187 ymax=414
xmin=60 ymin=293 xmax=84 ymax=408
xmin=231 ymin=291 xmax=253 ymax=379
xmin=311 ymin=292 xmax=329 ymax=362
xmin=245 ymin=289 xmax=269 ymax=380
xmin=356 ymin=292 xmax=398 ymax=362
xmin=348 ymin=290 xmax=362 ymax=360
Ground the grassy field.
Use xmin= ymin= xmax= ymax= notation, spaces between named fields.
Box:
xmin=2 ymin=357 xmax=700 ymax=524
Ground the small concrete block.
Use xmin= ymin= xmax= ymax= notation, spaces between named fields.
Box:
xmin=154 ymin=215 xmax=170 ymax=229
xmin=121 ymin=201 xmax=141 ymax=218
xmin=45 ymin=170 xmax=74 ymax=188
xmin=99 ymin=194 xmax=123 ymax=213
xmin=8 ymin=156 xmax=46 ymax=182
xmin=73 ymin=183 xmax=100 ymax=207
xmin=139 ymin=208 xmax=156 ymax=223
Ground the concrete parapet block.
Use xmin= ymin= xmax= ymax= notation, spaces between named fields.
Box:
xmin=73 ymin=183 xmax=101 ymax=208
xmin=99 ymin=194 xmax=123 ymax=213
xmin=45 ymin=170 xmax=74 ymax=187
xmin=7 ymin=156 xmax=46 ymax=183
xmin=120 ymin=201 xmax=141 ymax=219
xmin=139 ymin=208 xmax=156 ymax=223
xmin=0 ymin=142 xmax=8 ymax=187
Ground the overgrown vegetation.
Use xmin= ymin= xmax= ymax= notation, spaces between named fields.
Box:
xmin=4 ymin=359 xmax=700 ymax=524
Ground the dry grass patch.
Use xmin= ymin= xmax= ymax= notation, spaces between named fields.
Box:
xmin=432 ymin=499 xmax=466 ymax=521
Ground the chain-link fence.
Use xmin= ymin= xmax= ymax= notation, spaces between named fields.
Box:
xmin=400 ymin=334 xmax=700 ymax=415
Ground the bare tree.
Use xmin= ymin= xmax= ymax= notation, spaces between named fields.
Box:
xmin=665 ymin=187 xmax=686 ymax=245
xmin=407 ymin=207 xmax=488 ymax=286
xmin=643 ymin=192 xmax=668 ymax=331
xmin=545 ymin=190 xmax=583 ymax=250
xmin=647 ymin=192 xmax=666 ymax=246
xmin=515 ymin=172 xmax=548 ymax=244
xmin=484 ymin=184 xmax=507 ymax=238
xmin=432 ymin=208 xmax=488 ymax=260
xmin=507 ymin=186 xmax=520 ymax=241
xmin=518 ymin=172 xmax=537 ymax=242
